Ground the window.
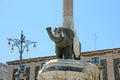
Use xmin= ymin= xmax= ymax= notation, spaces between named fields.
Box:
xmin=91 ymin=57 xmax=100 ymax=64
xmin=20 ymin=65 xmax=25 ymax=71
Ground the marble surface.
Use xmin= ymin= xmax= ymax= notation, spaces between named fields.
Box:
xmin=37 ymin=59 xmax=99 ymax=80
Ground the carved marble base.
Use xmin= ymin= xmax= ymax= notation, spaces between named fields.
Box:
xmin=37 ymin=59 xmax=99 ymax=80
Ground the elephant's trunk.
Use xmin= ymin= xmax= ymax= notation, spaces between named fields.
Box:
xmin=46 ymin=27 xmax=63 ymax=43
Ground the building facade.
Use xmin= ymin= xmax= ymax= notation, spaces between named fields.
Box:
xmin=7 ymin=48 xmax=120 ymax=80
xmin=0 ymin=62 xmax=8 ymax=80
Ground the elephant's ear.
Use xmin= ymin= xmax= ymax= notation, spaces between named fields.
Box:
xmin=66 ymin=29 xmax=75 ymax=38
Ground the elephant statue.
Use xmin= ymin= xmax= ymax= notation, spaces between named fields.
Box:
xmin=46 ymin=27 xmax=75 ymax=59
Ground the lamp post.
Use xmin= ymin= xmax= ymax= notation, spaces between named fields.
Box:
xmin=7 ymin=31 xmax=37 ymax=80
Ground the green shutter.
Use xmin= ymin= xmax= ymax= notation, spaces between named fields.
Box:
xmin=12 ymin=69 xmax=18 ymax=80
xmin=101 ymin=59 xmax=108 ymax=80
xmin=34 ymin=66 xmax=40 ymax=80
xmin=26 ymin=67 xmax=30 ymax=80
xmin=113 ymin=58 xmax=120 ymax=80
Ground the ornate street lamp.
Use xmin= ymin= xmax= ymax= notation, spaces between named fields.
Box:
xmin=7 ymin=31 xmax=37 ymax=80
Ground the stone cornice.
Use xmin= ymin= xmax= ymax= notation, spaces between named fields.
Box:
xmin=81 ymin=48 xmax=120 ymax=56
xmin=7 ymin=56 xmax=56 ymax=65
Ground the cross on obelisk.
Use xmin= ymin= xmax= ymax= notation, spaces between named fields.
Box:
xmin=62 ymin=0 xmax=74 ymax=29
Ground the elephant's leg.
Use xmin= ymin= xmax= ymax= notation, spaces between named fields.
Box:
xmin=56 ymin=47 xmax=63 ymax=59
xmin=64 ymin=46 xmax=73 ymax=59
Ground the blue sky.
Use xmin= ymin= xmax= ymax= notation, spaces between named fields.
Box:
xmin=0 ymin=0 xmax=120 ymax=64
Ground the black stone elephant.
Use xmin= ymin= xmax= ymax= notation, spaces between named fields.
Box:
xmin=46 ymin=27 xmax=75 ymax=59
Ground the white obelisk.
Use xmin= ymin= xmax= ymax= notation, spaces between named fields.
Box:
xmin=62 ymin=0 xmax=74 ymax=29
